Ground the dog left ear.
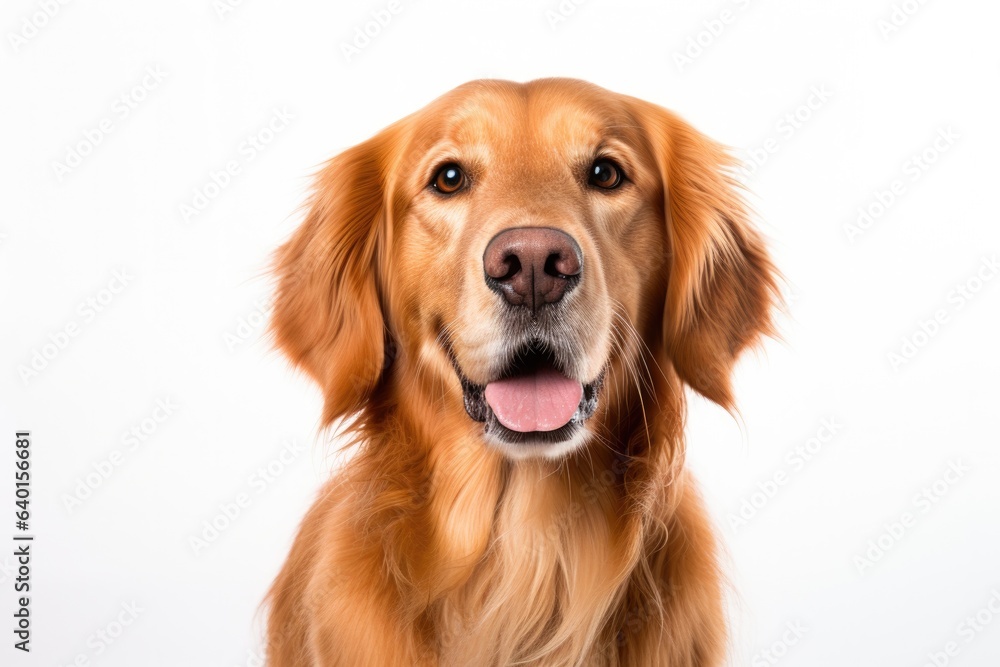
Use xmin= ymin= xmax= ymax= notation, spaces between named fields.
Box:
xmin=271 ymin=126 xmax=403 ymax=426
xmin=637 ymin=103 xmax=779 ymax=410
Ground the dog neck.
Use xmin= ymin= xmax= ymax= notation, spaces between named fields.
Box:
xmin=346 ymin=354 xmax=686 ymax=664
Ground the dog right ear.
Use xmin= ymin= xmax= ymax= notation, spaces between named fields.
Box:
xmin=271 ymin=127 xmax=404 ymax=426
xmin=634 ymin=102 xmax=780 ymax=411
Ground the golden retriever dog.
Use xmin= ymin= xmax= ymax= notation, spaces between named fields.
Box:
xmin=266 ymin=78 xmax=777 ymax=666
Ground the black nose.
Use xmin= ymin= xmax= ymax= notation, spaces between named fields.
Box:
xmin=483 ymin=227 xmax=582 ymax=312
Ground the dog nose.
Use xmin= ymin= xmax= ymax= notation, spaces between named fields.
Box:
xmin=483 ymin=227 xmax=582 ymax=311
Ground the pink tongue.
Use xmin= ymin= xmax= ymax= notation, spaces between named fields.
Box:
xmin=484 ymin=367 xmax=583 ymax=433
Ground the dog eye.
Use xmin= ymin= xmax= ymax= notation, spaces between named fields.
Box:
xmin=433 ymin=164 xmax=466 ymax=194
xmin=588 ymin=159 xmax=624 ymax=190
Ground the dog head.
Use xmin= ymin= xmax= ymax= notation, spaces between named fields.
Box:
xmin=272 ymin=79 xmax=777 ymax=460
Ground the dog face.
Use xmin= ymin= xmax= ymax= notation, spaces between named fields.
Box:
xmin=272 ymin=79 xmax=776 ymax=460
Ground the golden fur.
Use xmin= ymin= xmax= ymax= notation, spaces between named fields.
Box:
xmin=265 ymin=78 xmax=777 ymax=666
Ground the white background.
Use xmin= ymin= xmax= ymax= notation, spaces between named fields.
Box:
xmin=2 ymin=0 xmax=999 ymax=665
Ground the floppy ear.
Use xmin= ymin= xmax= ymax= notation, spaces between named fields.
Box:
xmin=271 ymin=130 xmax=399 ymax=425
xmin=638 ymin=104 xmax=779 ymax=410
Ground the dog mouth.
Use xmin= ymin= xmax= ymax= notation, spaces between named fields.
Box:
xmin=452 ymin=340 xmax=605 ymax=445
